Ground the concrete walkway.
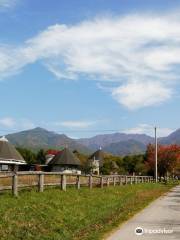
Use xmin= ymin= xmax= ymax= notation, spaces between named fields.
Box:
xmin=106 ymin=185 xmax=180 ymax=240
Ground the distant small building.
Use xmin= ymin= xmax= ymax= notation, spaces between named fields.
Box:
xmin=88 ymin=148 xmax=104 ymax=175
xmin=48 ymin=147 xmax=81 ymax=174
xmin=0 ymin=136 xmax=26 ymax=171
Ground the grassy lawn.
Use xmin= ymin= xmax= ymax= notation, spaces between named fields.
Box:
xmin=0 ymin=183 xmax=177 ymax=240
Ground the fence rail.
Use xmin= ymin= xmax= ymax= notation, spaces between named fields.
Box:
xmin=0 ymin=172 xmax=154 ymax=196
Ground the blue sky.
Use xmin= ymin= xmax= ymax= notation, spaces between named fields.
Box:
xmin=0 ymin=0 xmax=180 ymax=138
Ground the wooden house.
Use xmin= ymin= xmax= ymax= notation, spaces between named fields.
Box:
xmin=48 ymin=147 xmax=81 ymax=174
xmin=0 ymin=136 xmax=26 ymax=172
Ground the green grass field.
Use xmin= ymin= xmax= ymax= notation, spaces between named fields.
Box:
xmin=0 ymin=183 xmax=176 ymax=240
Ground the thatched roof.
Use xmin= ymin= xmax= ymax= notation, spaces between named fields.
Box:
xmin=0 ymin=136 xmax=26 ymax=165
xmin=89 ymin=149 xmax=104 ymax=166
xmin=49 ymin=147 xmax=81 ymax=166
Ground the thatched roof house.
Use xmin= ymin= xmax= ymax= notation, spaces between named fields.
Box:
xmin=88 ymin=148 xmax=104 ymax=175
xmin=48 ymin=147 xmax=81 ymax=173
xmin=89 ymin=149 xmax=104 ymax=167
xmin=0 ymin=136 xmax=26 ymax=171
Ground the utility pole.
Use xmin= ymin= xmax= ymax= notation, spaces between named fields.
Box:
xmin=155 ymin=127 xmax=158 ymax=183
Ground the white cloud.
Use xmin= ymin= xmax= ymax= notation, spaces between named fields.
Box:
xmin=0 ymin=117 xmax=15 ymax=128
xmin=0 ymin=0 xmax=18 ymax=9
xmin=54 ymin=120 xmax=97 ymax=129
xmin=124 ymin=124 xmax=173 ymax=137
xmin=112 ymin=81 xmax=172 ymax=110
xmin=0 ymin=117 xmax=35 ymax=130
xmin=1 ymin=12 xmax=180 ymax=109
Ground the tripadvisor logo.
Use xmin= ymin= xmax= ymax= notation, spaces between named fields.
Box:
xmin=135 ymin=227 xmax=144 ymax=235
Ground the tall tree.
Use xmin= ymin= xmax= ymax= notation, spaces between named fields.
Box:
xmin=16 ymin=147 xmax=36 ymax=165
xmin=36 ymin=149 xmax=46 ymax=164
xmin=145 ymin=144 xmax=180 ymax=178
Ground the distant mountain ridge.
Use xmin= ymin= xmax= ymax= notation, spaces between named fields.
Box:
xmin=6 ymin=127 xmax=91 ymax=154
xmin=77 ymin=132 xmax=154 ymax=150
xmin=159 ymin=129 xmax=180 ymax=145
xmin=103 ymin=139 xmax=147 ymax=156
xmin=3 ymin=127 xmax=180 ymax=156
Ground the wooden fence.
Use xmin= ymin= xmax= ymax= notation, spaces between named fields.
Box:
xmin=0 ymin=172 xmax=154 ymax=196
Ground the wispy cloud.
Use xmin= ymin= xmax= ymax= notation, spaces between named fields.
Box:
xmin=124 ymin=124 xmax=173 ymax=137
xmin=1 ymin=12 xmax=180 ymax=109
xmin=0 ymin=117 xmax=35 ymax=131
xmin=53 ymin=120 xmax=97 ymax=129
xmin=0 ymin=118 xmax=174 ymax=138
xmin=0 ymin=117 xmax=15 ymax=128
xmin=0 ymin=0 xmax=18 ymax=9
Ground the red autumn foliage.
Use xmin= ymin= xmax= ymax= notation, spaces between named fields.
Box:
xmin=146 ymin=144 xmax=180 ymax=177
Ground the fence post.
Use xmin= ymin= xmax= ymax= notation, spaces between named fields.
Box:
xmin=38 ymin=173 xmax=44 ymax=192
xmin=125 ymin=176 xmax=127 ymax=185
xmin=130 ymin=177 xmax=133 ymax=185
xmin=133 ymin=176 xmax=135 ymax=184
xmin=89 ymin=175 xmax=92 ymax=189
xmin=12 ymin=174 xmax=18 ymax=196
xmin=76 ymin=175 xmax=80 ymax=189
xmin=61 ymin=174 xmax=66 ymax=191
xmin=100 ymin=176 xmax=104 ymax=188
xmin=113 ymin=177 xmax=116 ymax=186
xmin=107 ymin=177 xmax=110 ymax=187
xmin=135 ymin=176 xmax=137 ymax=184
xmin=119 ymin=176 xmax=122 ymax=185
xmin=141 ymin=176 xmax=144 ymax=183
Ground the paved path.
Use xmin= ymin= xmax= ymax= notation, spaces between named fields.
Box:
xmin=106 ymin=185 xmax=180 ymax=240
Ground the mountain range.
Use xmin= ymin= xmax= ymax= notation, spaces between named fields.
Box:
xmin=6 ymin=127 xmax=90 ymax=154
xmin=4 ymin=127 xmax=180 ymax=156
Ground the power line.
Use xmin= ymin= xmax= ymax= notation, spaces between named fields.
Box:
xmin=55 ymin=129 xmax=123 ymax=133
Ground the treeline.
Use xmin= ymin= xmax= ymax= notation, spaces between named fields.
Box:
xmin=16 ymin=144 xmax=180 ymax=178
xmin=16 ymin=147 xmax=146 ymax=175
xmin=101 ymin=144 xmax=180 ymax=177
xmin=101 ymin=154 xmax=146 ymax=175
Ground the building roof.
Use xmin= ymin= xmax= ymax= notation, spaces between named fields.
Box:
xmin=89 ymin=149 xmax=104 ymax=166
xmin=0 ymin=136 xmax=26 ymax=165
xmin=48 ymin=147 xmax=81 ymax=166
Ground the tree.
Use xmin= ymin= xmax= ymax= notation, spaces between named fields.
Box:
xmin=73 ymin=150 xmax=89 ymax=173
xmin=36 ymin=149 xmax=46 ymax=164
xmin=100 ymin=155 xmax=122 ymax=175
xmin=145 ymin=144 xmax=180 ymax=178
xmin=122 ymin=155 xmax=146 ymax=175
xmin=16 ymin=147 xmax=36 ymax=165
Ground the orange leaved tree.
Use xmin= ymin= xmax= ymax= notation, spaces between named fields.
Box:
xmin=145 ymin=144 xmax=180 ymax=178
